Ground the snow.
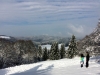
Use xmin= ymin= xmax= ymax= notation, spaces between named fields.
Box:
xmin=65 ymin=47 xmax=68 ymax=50
xmin=0 ymin=36 xmax=10 ymax=39
xmin=0 ymin=57 xmax=100 ymax=75
xmin=94 ymin=34 xmax=100 ymax=42
xmin=41 ymin=44 xmax=68 ymax=50
xmin=41 ymin=44 xmax=51 ymax=50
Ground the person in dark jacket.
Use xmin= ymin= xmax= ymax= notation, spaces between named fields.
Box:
xmin=86 ymin=51 xmax=90 ymax=68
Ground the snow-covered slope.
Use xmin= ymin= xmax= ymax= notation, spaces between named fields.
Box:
xmin=0 ymin=57 xmax=100 ymax=75
xmin=77 ymin=20 xmax=100 ymax=55
xmin=0 ymin=35 xmax=11 ymax=39
xmin=0 ymin=35 xmax=16 ymax=42
xmin=41 ymin=44 xmax=68 ymax=50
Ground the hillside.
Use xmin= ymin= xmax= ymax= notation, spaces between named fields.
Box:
xmin=0 ymin=35 xmax=16 ymax=42
xmin=0 ymin=56 xmax=100 ymax=75
xmin=77 ymin=20 xmax=100 ymax=55
xmin=0 ymin=37 xmax=68 ymax=69
xmin=0 ymin=39 xmax=37 ymax=69
xmin=15 ymin=35 xmax=73 ymax=46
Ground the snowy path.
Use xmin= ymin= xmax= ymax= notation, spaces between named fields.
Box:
xmin=0 ymin=57 xmax=100 ymax=75
xmin=50 ymin=63 xmax=100 ymax=75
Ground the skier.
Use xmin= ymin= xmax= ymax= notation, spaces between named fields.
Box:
xmin=86 ymin=51 xmax=90 ymax=68
xmin=80 ymin=53 xmax=84 ymax=68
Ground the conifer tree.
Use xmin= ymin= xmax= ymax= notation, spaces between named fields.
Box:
xmin=42 ymin=47 xmax=48 ymax=61
xmin=67 ymin=35 xmax=78 ymax=58
xmin=49 ymin=42 xmax=60 ymax=60
xmin=60 ymin=44 xmax=65 ymax=59
xmin=47 ymin=50 xmax=50 ymax=59
xmin=54 ymin=42 xmax=60 ymax=60
xmin=49 ymin=43 xmax=55 ymax=60
xmin=37 ymin=46 xmax=43 ymax=61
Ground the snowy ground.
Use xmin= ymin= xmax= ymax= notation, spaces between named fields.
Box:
xmin=41 ymin=44 xmax=68 ymax=50
xmin=0 ymin=57 xmax=100 ymax=75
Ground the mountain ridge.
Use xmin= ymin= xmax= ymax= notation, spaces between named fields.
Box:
xmin=77 ymin=20 xmax=100 ymax=55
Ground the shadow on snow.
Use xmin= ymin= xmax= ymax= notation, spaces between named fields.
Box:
xmin=0 ymin=69 xmax=7 ymax=75
xmin=13 ymin=64 xmax=54 ymax=75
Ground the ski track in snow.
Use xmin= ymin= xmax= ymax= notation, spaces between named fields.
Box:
xmin=0 ymin=57 xmax=100 ymax=75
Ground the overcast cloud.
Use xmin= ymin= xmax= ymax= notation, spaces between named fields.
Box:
xmin=0 ymin=0 xmax=100 ymax=37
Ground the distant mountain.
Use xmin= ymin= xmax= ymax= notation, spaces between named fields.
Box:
xmin=0 ymin=35 xmax=16 ymax=42
xmin=77 ymin=20 xmax=100 ymax=55
xmin=0 ymin=35 xmax=11 ymax=39
xmin=15 ymin=35 xmax=71 ymax=46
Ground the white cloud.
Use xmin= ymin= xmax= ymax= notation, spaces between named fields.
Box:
xmin=0 ymin=0 xmax=100 ymax=37
xmin=67 ymin=32 xmax=72 ymax=36
xmin=68 ymin=24 xmax=84 ymax=33
xmin=0 ymin=1 xmax=99 ymax=23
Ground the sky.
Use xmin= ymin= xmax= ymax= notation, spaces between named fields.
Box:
xmin=0 ymin=0 xmax=100 ymax=38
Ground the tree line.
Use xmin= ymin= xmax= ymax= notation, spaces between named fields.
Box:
xmin=38 ymin=35 xmax=78 ymax=61
xmin=38 ymin=42 xmax=66 ymax=61
xmin=0 ymin=35 xmax=78 ymax=69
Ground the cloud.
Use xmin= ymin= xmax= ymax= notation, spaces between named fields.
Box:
xmin=0 ymin=0 xmax=100 ymax=37
xmin=67 ymin=32 xmax=72 ymax=36
xmin=68 ymin=24 xmax=84 ymax=33
xmin=0 ymin=0 xmax=99 ymax=24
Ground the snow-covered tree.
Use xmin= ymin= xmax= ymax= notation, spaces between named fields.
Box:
xmin=47 ymin=50 xmax=50 ymax=59
xmin=60 ymin=44 xmax=65 ymax=59
xmin=42 ymin=47 xmax=48 ymax=61
xmin=67 ymin=35 xmax=78 ymax=59
xmin=37 ymin=45 xmax=43 ymax=61
xmin=49 ymin=42 xmax=60 ymax=60
xmin=49 ymin=44 xmax=54 ymax=60
xmin=54 ymin=42 xmax=60 ymax=60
